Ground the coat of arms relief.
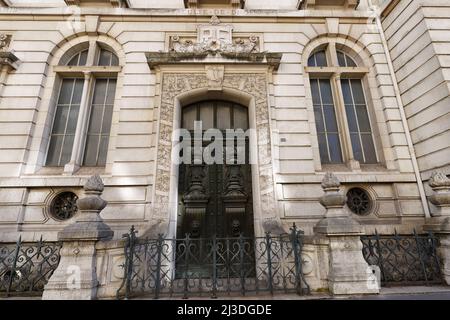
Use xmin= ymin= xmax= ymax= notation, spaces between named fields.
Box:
xmin=169 ymin=15 xmax=260 ymax=56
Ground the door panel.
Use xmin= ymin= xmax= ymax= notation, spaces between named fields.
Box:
xmin=177 ymin=162 xmax=253 ymax=238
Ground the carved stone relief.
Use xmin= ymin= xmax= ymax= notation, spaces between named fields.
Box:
xmin=151 ymin=72 xmax=280 ymax=233
xmin=168 ymin=16 xmax=260 ymax=57
xmin=205 ymin=65 xmax=225 ymax=91
xmin=0 ymin=33 xmax=19 ymax=70
xmin=0 ymin=34 xmax=12 ymax=51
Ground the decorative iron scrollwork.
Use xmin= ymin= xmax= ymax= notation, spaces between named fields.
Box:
xmin=0 ymin=237 xmax=62 ymax=297
xmin=50 ymin=192 xmax=78 ymax=221
xmin=361 ymin=231 xmax=443 ymax=286
xmin=116 ymin=223 xmax=310 ymax=300
xmin=346 ymin=187 xmax=372 ymax=215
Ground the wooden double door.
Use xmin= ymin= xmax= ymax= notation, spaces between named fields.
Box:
xmin=176 ymin=100 xmax=254 ymax=239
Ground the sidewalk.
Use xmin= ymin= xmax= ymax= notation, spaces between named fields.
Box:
xmin=133 ymin=286 xmax=450 ymax=301
xmin=154 ymin=285 xmax=450 ymax=300
xmin=1 ymin=286 xmax=450 ymax=300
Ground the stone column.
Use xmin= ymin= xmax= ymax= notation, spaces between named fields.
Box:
xmin=42 ymin=175 xmax=114 ymax=300
xmin=314 ymin=173 xmax=379 ymax=295
xmin=424 ymin=172 xmax=450 ymax=285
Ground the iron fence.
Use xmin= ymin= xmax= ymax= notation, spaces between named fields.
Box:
xmin=361 ymin=230 xmax=443 ymax=286
xmin=0 ymin=237 xmax=62 ymax=297
xmin=117 ymin=224 xmax=310 ymax=299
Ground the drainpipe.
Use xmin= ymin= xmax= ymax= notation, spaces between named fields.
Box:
xmin=368 ymin=0 xmax=431 ymax=218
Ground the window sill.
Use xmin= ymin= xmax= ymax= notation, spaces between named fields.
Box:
xmin=75 ymin=167 xmax=106 ymax=176
xmin=36 ymin=167 xmax=65 ymax=175
xmin=319 ymin=163 xmax=391 ymax=174
xmin=360 ymin=164 xmax=389 ymax=172
xmin=35 ymin=166 xmax=106 ymax=176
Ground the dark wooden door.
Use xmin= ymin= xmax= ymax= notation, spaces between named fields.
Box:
xmin=177 ymin=101 xmax=254 ymax=239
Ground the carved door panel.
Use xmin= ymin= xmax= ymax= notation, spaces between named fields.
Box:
xmin=177 ymin=162 xmax=253 ymax=238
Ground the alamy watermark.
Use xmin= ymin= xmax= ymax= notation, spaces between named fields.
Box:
xmin=366 ymin=265 xmax=381 ymax=290
xmin=66 ymin=265 xmax=81 ymax=290
xmin=172 ymin=121 xmax=258 ymax=165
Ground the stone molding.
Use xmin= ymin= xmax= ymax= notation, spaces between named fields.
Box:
xmin=64 ymin=0 xmax=130 ymax=7
xmin=147 ymin=51 xmax=282 ymax=70
xmin=184 ymin=0 xmax=245 ymax=9
xmin=300 ymin=0 xmax=359 ymax=9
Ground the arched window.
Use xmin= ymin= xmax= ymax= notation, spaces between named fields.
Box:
xmin=97 ymin=49 xmax=119 ymax=67
xmin=308 ymin=50 xmax=327 ymax=67
xmin=67 ymin=49 xmax=88 ymax=66
xmin=307 ymin=46 xmax=378 ymax=167
xmin=182 ymin=101 xmax=249 ymax=131
xmin=46 ymin=45 xmax=120 ymax=171
xmin=337 ymin=50 xmax=357 ymax=67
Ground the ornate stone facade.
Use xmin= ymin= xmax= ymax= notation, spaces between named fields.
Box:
xmin=150 ymin=71 xmax=281 ymax=234
xmin=0 ymin=0 xmax=449 ymax=299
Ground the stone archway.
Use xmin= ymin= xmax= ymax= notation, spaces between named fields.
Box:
xmin=148 ymin=70 xmax=284 ymax=237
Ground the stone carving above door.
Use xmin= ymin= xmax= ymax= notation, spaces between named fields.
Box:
xmin=205 ymin=65 xmax=225 ymax=90
xmin=170 ymin=16 xmax=260 ymax=55
xmin=146 ymin=16 xmax=282 ymax=70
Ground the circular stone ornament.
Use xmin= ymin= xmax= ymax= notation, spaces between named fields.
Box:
xmin=50 ymin=192 xmax=78 ymax=221
xmin=346 ymin=188 xmax=372 ymax=216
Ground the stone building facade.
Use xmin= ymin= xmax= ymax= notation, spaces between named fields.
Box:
xmin=0 ymin=0 xmax=449 ymax=298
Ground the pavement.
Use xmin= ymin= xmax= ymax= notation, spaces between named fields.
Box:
xmin=349 ymin=286 xmax=450 ymax=300
xmin=1 ymin=286 xmax=450 ymax=300
xmin=148 ymin=286 xmax=450 ymax=300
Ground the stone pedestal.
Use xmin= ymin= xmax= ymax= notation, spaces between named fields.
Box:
xmin=424 ymin=172 xmax=450 ymax=285
xmin=314 ymin=173 xmax=379 ymax=295
xmin=42 ymin=175 xmax=113 ymax=300
xmin=438 ymin=235 xmax=450 ymax=285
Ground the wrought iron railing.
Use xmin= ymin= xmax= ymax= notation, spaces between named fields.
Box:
xmin=117 ymin=224 xmax=310 ymax=299
xmin=0 ymin=237 xmax=62 ymax=297
xmin=361 ymin=230 xmax=443 ymax=286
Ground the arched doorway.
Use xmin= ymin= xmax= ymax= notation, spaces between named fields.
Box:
xmin=177 ymin=100 xmax=255 ymax=239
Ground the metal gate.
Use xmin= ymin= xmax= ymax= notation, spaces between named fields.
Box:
xmin=0 ymin=237 xmax=62 ymax=297
xmin=116 ymin=224 xmax=310 ymax=299
xmin=361 ymin=231 xmax=443 ymax=286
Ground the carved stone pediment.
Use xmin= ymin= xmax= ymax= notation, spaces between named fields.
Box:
xmin=146 ymin=51 xmax=282 ymax=70
xmin=147 ymin=16 xmax=282 ymax=70
xmin=170 ymin=35 xmax=259 ymax=56
xmin=170 ymin=16 xmax=259 ymax=56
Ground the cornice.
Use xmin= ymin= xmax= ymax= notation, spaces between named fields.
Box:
xmin=147 ymin=51 xmax=282 ymax=70
xmin=380 ymin=0 xmax=400 ymax=18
